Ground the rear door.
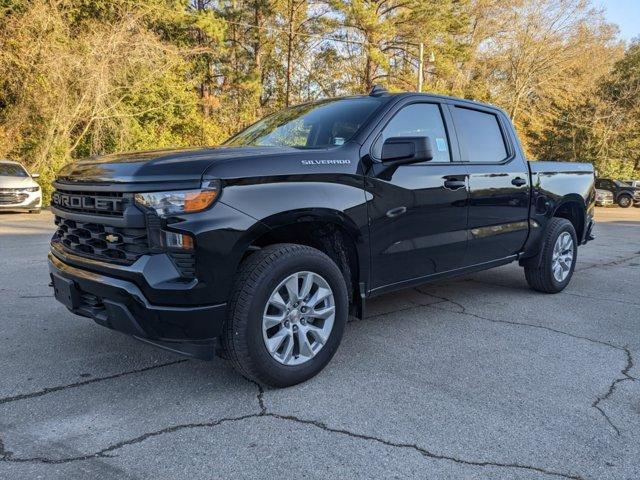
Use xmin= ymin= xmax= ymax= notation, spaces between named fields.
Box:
xmin=448 ymin=103 xmax=531 ymax=265
xmin=364 ymin=99 xmax=469 ymax=292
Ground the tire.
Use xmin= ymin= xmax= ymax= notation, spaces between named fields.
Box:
xmin=223 ymin=243 xmax=348 ymax=387
xmin=524 ymin=218 xmax=577 ymax=294
xmin=617 ymin=194 xmax=632 ymax=208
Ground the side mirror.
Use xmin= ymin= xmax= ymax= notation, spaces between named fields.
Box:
xmin=381 ymin=136 xmax=433 ymax=165
xmin=31 ymin=173 xmax=40 ymax=179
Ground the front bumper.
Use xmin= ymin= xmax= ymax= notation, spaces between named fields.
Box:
xmin=49 ymin=252 xmax=226 ymax=359
xmin=0 ymin=190 xmax=41 ymax=210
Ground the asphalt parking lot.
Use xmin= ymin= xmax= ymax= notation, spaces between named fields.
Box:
xmin=0 ymin=208 xmax=639 ymax=480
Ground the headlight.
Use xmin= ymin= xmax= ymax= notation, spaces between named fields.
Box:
xmin=23 ymin=186 xmax=40 ymax=192
xmin=135 ymin=180 xmax=221 ymax=216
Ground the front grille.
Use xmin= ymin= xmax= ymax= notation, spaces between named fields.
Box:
xmin=0 ymin=193 xmax=28 ymax=204
xmin=52 ymin=189 xmax=125 ymax=217
xmin=54 ymin=216 xmax=149 ymax=264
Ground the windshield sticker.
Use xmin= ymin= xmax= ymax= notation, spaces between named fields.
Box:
xmin=333 ymin=137 xmax=345 ymax=146
xmin=435 ymin=138 xmax=447 ymax=152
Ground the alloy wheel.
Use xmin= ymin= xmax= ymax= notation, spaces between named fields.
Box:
xmin=262 ymin=271 xmax=335 ymax=366
xmin=551 ymin=232 xmax=574 ymax=282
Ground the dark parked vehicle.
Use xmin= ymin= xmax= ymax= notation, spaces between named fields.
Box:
xmin=49 ymin=89 xmax=595 ymax=386
xmin=595 ymin=178 xmax=640 ymax=208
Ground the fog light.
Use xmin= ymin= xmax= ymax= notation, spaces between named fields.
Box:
xmin=162 ymin=230 xmax=194 ymax=250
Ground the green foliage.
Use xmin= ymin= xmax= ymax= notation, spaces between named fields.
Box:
xmin=533 ymin=41 xmax=640 ymax=178
xmin=0 ymin=0 xmax=637 ymax=206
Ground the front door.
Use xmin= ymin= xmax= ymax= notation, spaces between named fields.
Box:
xmin=364 ymin=101 xmax=469 ymax=292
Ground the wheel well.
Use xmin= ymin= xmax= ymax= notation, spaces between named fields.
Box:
xmin=618 ymin=192 xmax=633 ymax=199
xmin=248 ymin=221 xmax=359 ymax=303
xmin=553 ymin=201 xmax=585 ymax=240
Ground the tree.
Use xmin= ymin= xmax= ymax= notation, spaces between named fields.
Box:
xmin=0 ymin=0 xmax=634 ymax=204
xmin=0 ymin=0 xmax=224 ymax=199
xmin=533 ymin=41 xmax=640 ymax=178
xmin=461 ymin=0 xmax=621 ymax=156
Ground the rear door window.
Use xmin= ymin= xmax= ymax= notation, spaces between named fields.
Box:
xmin=454 ymin=107 xmax=508 ymax=163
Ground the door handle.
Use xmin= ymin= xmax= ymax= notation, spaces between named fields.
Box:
xmin=443 ymin=179 xmax=466 ymax=190
xmin=511 ymin=177 xmax=527 ymax=187
xmin=386 ymin=206 xmax=407 ymax=218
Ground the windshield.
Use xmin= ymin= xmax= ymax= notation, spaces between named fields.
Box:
xmin=0 ymin=163 xmax=28 ymax=177
xmin=225 ymin=97 xmax=386 ymax=149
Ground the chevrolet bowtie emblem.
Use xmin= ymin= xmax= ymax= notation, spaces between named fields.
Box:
xmin=105 ymin=234 xmax=120 ymax=243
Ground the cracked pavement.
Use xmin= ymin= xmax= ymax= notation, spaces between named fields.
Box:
xmin=1 ymin=208 xmax=639 ymax=480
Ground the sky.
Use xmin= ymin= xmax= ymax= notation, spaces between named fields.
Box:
xmin=600 ymin=0 xmax=640 ymax=42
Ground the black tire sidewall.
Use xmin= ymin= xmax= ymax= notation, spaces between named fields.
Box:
xmin=544 ymin=220 xmax=578 ymax=291
xmin=240 ymin=250 xmax=347 ymax=386
xmin=618 ymin=195 xmax=632 ymax=208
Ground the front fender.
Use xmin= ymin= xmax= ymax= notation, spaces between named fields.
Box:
xmin=219 ymin=175 xmax=370 ymax=284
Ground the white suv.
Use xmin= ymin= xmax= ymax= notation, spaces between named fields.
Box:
xmin=0 ymin=160 xmax=42 ymax=213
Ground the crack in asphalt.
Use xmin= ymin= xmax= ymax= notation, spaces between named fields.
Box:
xmin=591 ymin=347 xmax=636 ymax=436
xmin=412 ymin=287 xmax=637 ymax=438
xmin=575 ymin=253 xmax=640 ymax=272
xmin=559 ymin=290 xmax=640 ymax=307
xmin=265 ymin=413 xmax=585 ymax=480
xmin=363 ymin=298 xmax=448 ymax=321
xmin=0 ymin=437 xmax=10 ymax=460
xmin=0 ymin=359 xmax=188 ymax=405
xmin=250 ymin=380 xmax=267 ymax=415
xmin=0 ymin=382 xmax=585 ymax=480
xmin=464 ymin=277 xmax=640 ymax=307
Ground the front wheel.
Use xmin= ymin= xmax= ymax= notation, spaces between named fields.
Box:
xmin=524 ymin=218 xmax=577 ymax=293
xmin=223 ymin=244 xmax=348 ymax=387
xmin=618 ymin=195 xmax=632 ymax=208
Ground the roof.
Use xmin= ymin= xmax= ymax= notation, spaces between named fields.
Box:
xmin=376 ymin=92 xmax=506 ymax=113
xmin=336 ymin=88 xmax=507 ymax=115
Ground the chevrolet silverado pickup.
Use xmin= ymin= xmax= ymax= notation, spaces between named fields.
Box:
xmin=49 ymin=89 xmax=595 ymax=387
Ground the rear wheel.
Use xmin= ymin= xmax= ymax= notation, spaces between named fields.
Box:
xmin=223 ymin=244 xmax=348 ymax=387
xmin=618 ymin=194 xmax=632 ymax=208
xmin=524 ymin=218 xmax=577 ymax=293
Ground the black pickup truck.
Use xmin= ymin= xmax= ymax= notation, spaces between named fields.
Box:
xmin=595 ymin=178 xmax=640 ymax=208
xmin=49 ymin=89 xmax=595 ymax=387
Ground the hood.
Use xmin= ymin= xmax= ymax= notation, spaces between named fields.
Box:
xmin=55 ymin=146 xmax=303 ymax=185
xmin=0 ymin=175 xmax=39 ymax=189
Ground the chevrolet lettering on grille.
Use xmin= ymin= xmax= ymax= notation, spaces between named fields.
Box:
xmin=52 ymin=192 xmax=123 ymax=213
